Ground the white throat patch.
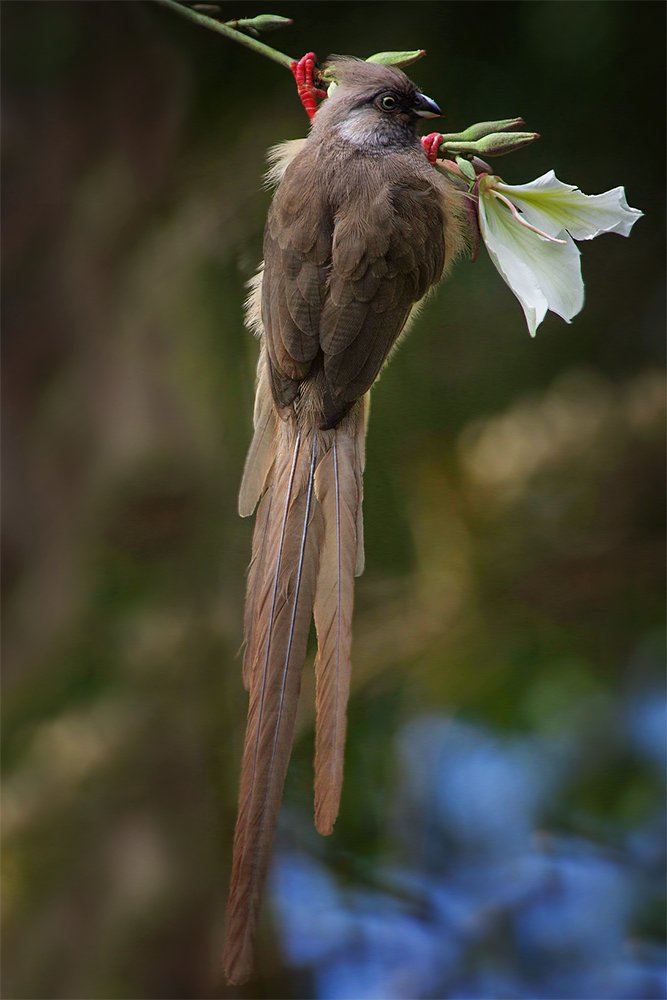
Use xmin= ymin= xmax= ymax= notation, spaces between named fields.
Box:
xmin=336 ymin=111 xmax=394 ymax=150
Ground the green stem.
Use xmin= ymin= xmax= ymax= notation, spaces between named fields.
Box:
xmin=154 ymin=0 xmax=295 ymax=69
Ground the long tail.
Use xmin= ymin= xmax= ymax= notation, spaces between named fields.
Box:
xmin=312 ymin=419 xmax=363 ymax=834
xmin=223 ymin=360 xmax=366 ymax=984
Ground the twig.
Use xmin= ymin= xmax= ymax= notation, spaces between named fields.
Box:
xmin=154 ymin=0 xmax=295 ymax=69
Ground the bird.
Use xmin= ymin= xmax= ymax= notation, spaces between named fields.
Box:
xmin=223 ymin=53 xmax=469 ymax=985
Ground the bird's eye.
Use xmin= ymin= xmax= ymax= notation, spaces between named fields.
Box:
xmin=380 ymin=93 xmax=398 ymax=111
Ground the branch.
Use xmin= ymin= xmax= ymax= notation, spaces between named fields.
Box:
xmin=154 ymin=0 xmax=295 ymax=70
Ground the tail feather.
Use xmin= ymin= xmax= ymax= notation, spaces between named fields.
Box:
xmin=239 ymin=352 xmax=276 ymax=518
xmin=224 ymin=429 xmax=321 ymax=985
xmin=242 ymin=485 xmax=274 ymax=689
xmin=225 ymin=382 xmax=366 ymax=983
xmin=353 ymin=394 xmax=369 ymax=576
xmin=312 ymin=430 xmax=360 ymax=834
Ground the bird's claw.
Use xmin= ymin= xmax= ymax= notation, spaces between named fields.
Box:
xmin=291 ymin=52 xmax=328 ymax=120
xmin=421 ymin=132 xmax=443 ymax=165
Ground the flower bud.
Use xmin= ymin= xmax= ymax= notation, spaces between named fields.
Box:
xmin=233 ymin=14 xmax=293 ymax=33
xmin=366 ymin=49 xmax=426 ymax=68
xmin=440 ymin=119 xmax=525 ymax=143
xmin=455 ymin=156 xmax=477 ymax=182
xmin=442 ymin=132 xmax=539 ymax=158
xmin=474 ymin=131 xmax=540 ymax=156
xmin=471 ymin=155 xmax=493 ymax=175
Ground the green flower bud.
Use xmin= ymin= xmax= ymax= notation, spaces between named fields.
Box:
xmin=232 ymin=14 xmax=293 ymax=33
xmin=455 ymin=156 xmax=477 ymax=182
xmin=440 ymin=119 xmax=525 ymax=143
xmin=442 ymin=132 xmax=539 ymax=158
xmin=366 ymin=49 xmax=426 ymax=68
xmin=473 ymin=131 xmax=540 ymax=156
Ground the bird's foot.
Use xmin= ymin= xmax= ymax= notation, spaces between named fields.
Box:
xmin=421 ymin=132 xmax=443 ymax=165
xmin=291 ymin=52 xmax=328 ymax=120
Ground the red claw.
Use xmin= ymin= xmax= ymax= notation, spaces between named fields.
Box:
xmin=421 ymin=132 xmax=444 ymax=165
xmin=290 ymin=52 xmax=328 ymax=120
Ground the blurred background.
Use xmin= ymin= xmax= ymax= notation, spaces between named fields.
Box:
xmin=2 ymin=2 xmax=665 ymax=998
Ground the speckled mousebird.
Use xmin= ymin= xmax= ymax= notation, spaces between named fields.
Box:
xmin=223 ymin=53 xmax=469 ymax=985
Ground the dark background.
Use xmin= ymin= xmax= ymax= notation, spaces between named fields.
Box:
xmin=2 ymin=2 xmax=665 ymax=998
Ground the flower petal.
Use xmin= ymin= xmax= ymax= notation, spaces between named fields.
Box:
xmin=494 ymin=171 xmax=643 ymax=241
xmin=479 ymin=180 xmax=584 ymax=337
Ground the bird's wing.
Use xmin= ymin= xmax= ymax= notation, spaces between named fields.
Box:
xmin=320 ymin=179 xmax=445 ymax=424
xmin=263 ymin=161 xmax=446 ymax=425
xmin=262 ymin=151 xmax=332 ymax=408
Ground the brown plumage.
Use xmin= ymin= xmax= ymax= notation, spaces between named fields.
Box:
xmin=223 ymin=57 xmax=468 ymax=985
xmin=312 ymin=407 xmax=365 ymax=835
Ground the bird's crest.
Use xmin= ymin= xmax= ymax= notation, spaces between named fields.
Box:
xmin=324 ymin=55 xmax=417 ymax=98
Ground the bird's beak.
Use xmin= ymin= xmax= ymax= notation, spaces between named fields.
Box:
xmin=413 ymin=92 xmax=442 ymax=118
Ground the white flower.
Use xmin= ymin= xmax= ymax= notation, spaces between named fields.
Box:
xmin=477 ymin=170 xmax=643 ymax=336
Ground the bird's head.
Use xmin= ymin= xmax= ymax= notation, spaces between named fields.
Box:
xmin=312 ymin=57 xmax=441 ymax=151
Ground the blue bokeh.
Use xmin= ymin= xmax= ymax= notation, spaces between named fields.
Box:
xmin=270 ymin=706 xmax=666 ymax=1000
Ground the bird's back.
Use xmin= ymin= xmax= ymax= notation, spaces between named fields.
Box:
xmin=262 ymin=131 xmax=465 ymax=427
